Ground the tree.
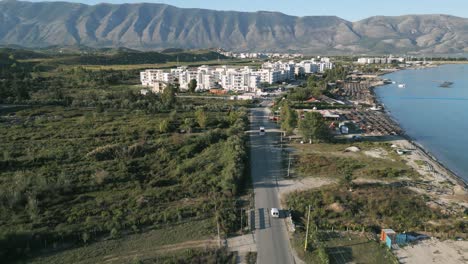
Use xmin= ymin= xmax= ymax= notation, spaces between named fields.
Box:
xmin=280 ymin=102 xmax=297 ymax=135
xmin=307 ymin=75 xmax=324 ymax=98
xmin=188 ymin=79 xmax=197 ymax=93
xmin=110 ymin=228 xmax=119 ymax=239
xmin=195 ymin=108 xmax=208 ymax=129
xmin=159 ymin=119 xmax=170 ymax=133
xmin=299 ymin=112 xmax=331 ymax=143
xmin=259 ymin=82 xmax=270 ymax=88
xmin=161 ymin=84 xmax=176 ymax=108
xmin=82 ymin=232 xmax=90 ymax=244
xmin=182 ymin=118 xmax=195 ymax=133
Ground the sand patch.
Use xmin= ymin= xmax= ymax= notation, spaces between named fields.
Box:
xmin=395 ymin=238 xmax=468 ymax=264
xmin=278 ymin=177 xmax=335 ymax=205
xmin=364 ymin=148 xmax=389 ymax=159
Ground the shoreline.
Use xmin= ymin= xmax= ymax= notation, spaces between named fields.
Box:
xmin=371 ymin=66 xmax=468 ymax=188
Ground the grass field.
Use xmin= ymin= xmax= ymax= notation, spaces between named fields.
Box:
xmin=26 ymin=219 xmax=218 ymax=264
xmin=291 ymin=141 xmax=420 ymax=181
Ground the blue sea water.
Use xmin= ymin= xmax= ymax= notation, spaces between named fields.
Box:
xmin=374 ymin=64 xmax=468 ymax=183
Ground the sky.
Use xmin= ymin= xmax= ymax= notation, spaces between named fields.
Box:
xmin=24 ymin=0 xmax=467 ymax=21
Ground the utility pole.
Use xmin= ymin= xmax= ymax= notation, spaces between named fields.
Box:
xmin=304 ymin=205 xmax=311 ymax=252
xmin=287 ymin=153 xmax=292 ymax=178
xmin=215 ymin=203 xmax=221 ymax=248
xmin=240 ymin=208 xmax=243 ymax=235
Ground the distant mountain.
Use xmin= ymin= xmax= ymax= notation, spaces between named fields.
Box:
xmin=0 ymin=0 xmax=467 ymax=54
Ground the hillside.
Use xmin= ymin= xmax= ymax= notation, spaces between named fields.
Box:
xmin=0 ymin=0 xmax=467 ymax=54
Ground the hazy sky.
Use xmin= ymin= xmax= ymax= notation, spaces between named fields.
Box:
xmin=24 ymin=0 xmax=467 ymax=21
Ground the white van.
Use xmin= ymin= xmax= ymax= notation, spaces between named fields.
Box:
xmin=259 ymin=126 xmax=266 ymax=135
xmin=271 ymin=208 xmax=279 ymax=218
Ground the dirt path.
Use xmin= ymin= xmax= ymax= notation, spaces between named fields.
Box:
xmin=278 ymin=176 xmax=335 ymax=205
xmin=102 ymin=239 xmax=218 ymax=263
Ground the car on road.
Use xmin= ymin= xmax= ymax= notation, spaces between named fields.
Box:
xmin=259 ymin=126 xmax=266 ymax=135
xmin=271 ymin=208 xmax=279 ymax=218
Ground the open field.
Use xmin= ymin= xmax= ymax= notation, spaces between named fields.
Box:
xmin=290 ymin=141 xmax=420 ymax=181
xmin=26 ymin=219 xmax=224 ymax=264
xmin=286 ymin=183 xmax=464 ymax=233
xmin=280 ymin=138 xmax=467 ymax=263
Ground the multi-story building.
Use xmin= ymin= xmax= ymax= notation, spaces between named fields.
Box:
xmin=140 ymin=69 xmax=174 ymax=86
xmin=318 ymin=62 xmax=334 ymax=72
xmin=357 ymin=57 xmax=405 ymax=64
xmin=140 ymin=60 xmax=332 ymax=93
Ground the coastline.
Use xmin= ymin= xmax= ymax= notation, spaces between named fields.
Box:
xmin=371 ymin=66 xmax=468 ymax=188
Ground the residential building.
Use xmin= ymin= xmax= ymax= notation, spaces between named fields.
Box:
xmin=140 ymin=59 xmax=332 ymax=93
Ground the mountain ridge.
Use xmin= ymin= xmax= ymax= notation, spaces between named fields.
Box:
xmin=1 ymin=0 xmax=467 ymax=54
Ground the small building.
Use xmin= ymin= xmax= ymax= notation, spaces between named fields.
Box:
xmin=380 ymin=229 xmax=397 ymax=248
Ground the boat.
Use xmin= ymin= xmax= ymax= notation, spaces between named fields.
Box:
xmin=439 ymin=81 xmax=454 ymax=88
xmin=398 ymin=83 xmax=406 ymax=88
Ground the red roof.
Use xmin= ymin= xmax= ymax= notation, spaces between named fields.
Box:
xmin=306 ymin=97 xmax=320 ymax=103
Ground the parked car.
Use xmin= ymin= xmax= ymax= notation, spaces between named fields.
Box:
xmin=271 ymin=208 xmax=279 ymax=218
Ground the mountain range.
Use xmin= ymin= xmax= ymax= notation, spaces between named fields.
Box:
xmin=1 ymin=0 xmax=467 ymax=54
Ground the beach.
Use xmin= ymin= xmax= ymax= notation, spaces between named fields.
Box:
xmin=373 ymin=65 xmax=468 ymax=185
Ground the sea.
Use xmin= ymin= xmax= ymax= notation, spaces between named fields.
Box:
xmin=375 ymin=64 xmax=468 ymax=183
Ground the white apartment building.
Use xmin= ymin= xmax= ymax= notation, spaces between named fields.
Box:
xmin=296 ymin=60 xmax=332 ymax=74
xmin=140 ymin=69 xmax=174 ymax=86
xmin=357 ymin=57 xmax=405 ymax=64
xmin=221 ymin=69 xmax=260 ymax=92
xmin=140 ymin=60 xmax=332 ymax=93
xmin=318 ymin=62 xmax=334 ymax=72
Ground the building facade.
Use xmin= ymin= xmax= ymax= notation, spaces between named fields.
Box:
xmin=140 ymin=59 xmax=334 ymax=93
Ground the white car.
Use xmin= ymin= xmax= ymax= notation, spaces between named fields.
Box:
xmin=259 ymin=126 xmax=266 ymax=135
xmin=271 ymin=208 xmax=279 ymax=218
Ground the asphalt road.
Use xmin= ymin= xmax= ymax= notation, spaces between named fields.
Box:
xmin=249 ymin=107 xmax=295 ymax=264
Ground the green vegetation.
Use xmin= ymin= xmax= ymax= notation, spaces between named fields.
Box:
xmin=298 ymin=112 xmax=331 ymax=143
xmin=0 ymin=105 xmax=249 ymax=261
xmin=0 ymin=48 xmax=253 ymax=262
xmin=188 ymin=79 xmax=198 ymax=93
xmin=288 ymin=184 xmax=449 ymax=232
xmin=26 ymin=219 xmax=216 ymax=264
xmin=245 ymin=252 xmax=257 ymax=264
xmin=138 ymin=248 xmax=236 ymax=264
xmin=293 ymin=141 xmax=419 ymax=181
xmin=287 ymin=66 xmax=348 ymax=102
xmin=279 ymin=101 xmax=298 ymax=135
xmin=22 ymin=49 xmax=227 ymax=66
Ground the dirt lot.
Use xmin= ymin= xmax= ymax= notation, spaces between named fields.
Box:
xmin=395 ymin=238 xmax=468 ymax=264
xmin=278 ymin=176 xmax=334 ymax=205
